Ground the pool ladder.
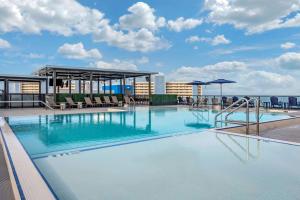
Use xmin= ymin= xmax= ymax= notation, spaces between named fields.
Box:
xmin=215 ymin=97 xmax=261 ymax=135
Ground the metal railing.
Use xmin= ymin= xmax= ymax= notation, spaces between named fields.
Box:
xmin=0 ymin=100 xmax=54 ymax=110
xmin=215 ymin=97 xmax=260 ymax=135
xmin=178 ymin=95 xmax=300 ymax=109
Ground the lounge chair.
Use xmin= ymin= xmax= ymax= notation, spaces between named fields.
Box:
xmin=223 ymin=97 xmax=233 ymax=107
xmin=46 ymin=96 xmax=60 ymax=109
xmin=103 ymin=96 xmax=115 ymax=106
xmin=178 ymin=96 xmax=184 ymax=105
xmin=111 ymin=96 xmax=121 ymax=106
xmin=270 ymin=96 xmax=282 ymax=108
xmin=186 ymin=97 xmax=193 ymax=105
xmin=288 ymin=97 xmax=300 ymax=109
xmin=84 ymin=97 xmax=95 ymax=107
xmin=124 ymin=96 xmax=135 ymax=105
xmin=94 ymin=97 xmax=105 ymax=107
xmin=65 ymin=97 xmax=78 ymax=108
xmin=211 ymin=97 xmax=219 ymax=105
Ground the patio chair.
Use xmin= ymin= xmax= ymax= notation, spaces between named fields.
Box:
xmin=124 ymin=96 xmax=135 ymax=105
xmin=211 ymin=97 xmax=219 ymax=105
xmin=186 ymin=97 xmax=193 ymax=105
xmin=270 ymin=96 xmax=283 ymax=108
xmin=65 ymin=97 xmax=78 ymax=108
xmin=178 ymin=96 xmax=184 ymax=105
xmin=84 ymin=97 xmax=95 ymax=107
xmin=103 ymin=96 xmax=115 ymax=106
xmin=223 ymin=97 xmax=233 ymax=107
xmin=45 ymin=96 xmax=60 ymax=109
xmin=111 ymin=96 xmax=121 ymax=106
xmin=232 ymin=96 xmax=239 ymax=103
xmin=243 ymin=96 xmax=254 ymax=107
xmin=94 ymin=97 xmax=105 ymax=107
xmin=288 ymin=97 xmax=299 ymax=109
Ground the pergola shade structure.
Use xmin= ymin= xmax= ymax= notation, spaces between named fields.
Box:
xmin=36 ymin=65 xmax=158 ymax=102
xmin=0 ymin=74 xmax=47 ymax=108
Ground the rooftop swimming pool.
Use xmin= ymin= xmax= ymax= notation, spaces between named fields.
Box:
xmin=7 ymin=107 xmax=289 ymax=158
xmin=5 ymin=107 xmax=300 ymax=200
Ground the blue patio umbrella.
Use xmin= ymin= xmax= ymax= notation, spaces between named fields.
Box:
xmin=207 ymin=79 xmax=236 ymax=99
xmin=187 ymin=80 xmax=210 ymax=86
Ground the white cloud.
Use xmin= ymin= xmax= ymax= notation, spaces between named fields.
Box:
xmin=211 ymin=35 xmax=231 ymax=46
xmin=281 ymin=42 xmax=296 ymax=49
xmin=205 ymin=0 xmax=300 ymax=34
xmin=136 ymin=56 xmax=149 ymax=65
xmin=0 ymin=0 xmax=105 ymax=36
xmin=168 ymin=60 xmax=297 ymax=95
xmin=0 ymin=1 xmax=170 ymax=52
xmin=119 ymin=2 xmax=165 ymax=31
xmin=91 ymin=59 xmax=138 ymax=71
xmin=58 ymin=42 xmax=102 ymax=60
xmin=0 ymin=38 xmax=11 ymax=48
xmin=186 ymin=35 xmax=230 ymax=46
xmin=167 ymin=17 xmax=202 ymax=32
xmin=93 ymin=26 xmax=170 ymax=52
xmin=25 ymin=53 xmax=44 ymax=59
xmin=275 ymin=52 xmax=300 ymax=70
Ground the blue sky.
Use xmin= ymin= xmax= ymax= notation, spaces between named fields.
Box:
xmin=1 ymin=0 xmax=300 ymax=94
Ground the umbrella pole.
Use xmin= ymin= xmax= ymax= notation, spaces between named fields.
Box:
xmin=220 ymin=84 xmax=222 ymax=106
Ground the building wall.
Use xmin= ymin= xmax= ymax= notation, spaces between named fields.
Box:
xmin=135 ymin=82 xmax=202 ymax=96
xmin=21 ymin=82 xmax=39 ymax=93
xmin=134 ymin=82 xmax=154 ymax=95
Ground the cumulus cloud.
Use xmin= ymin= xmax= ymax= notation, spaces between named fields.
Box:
xmin=93 ymin=26 xmax=170 ymax=52
xmin=186 ymin=35 xmax=230 ymax=46
xmin=0 ymin=0 xmax=105 ymax=36
xmin=167 ymin=17 xmax=202 ymax=32
xmin=58 ymin=42 xmax=102 ymax=60
xmin=0 ymin=1 xmax=170 ymax=52
xmin=168 ymin=60 xmax=297 ymax=95
xmin=281 ymin=42 xmax=296 ymax=49
xmin=0 ymin=38 xmax=11 ymax=48
xmin=204 ymin=0 xmax=300 ymax=34
xmin=275 ymin=52 xmax=300 ymax=70
xmin=119 ymin=2 xmax=165 ymax=31
xmin=90 ymin=59 xmax=138 ymax=71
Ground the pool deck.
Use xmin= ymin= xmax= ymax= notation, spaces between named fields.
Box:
xmin=222 ymin=111 xmax=300 ymax=143
xmin=0 ymin=106 xmax=300 ymax=200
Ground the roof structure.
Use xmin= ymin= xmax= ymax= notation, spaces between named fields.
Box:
xmin=0 ymin=74 xmax=47 ymax=82
xmin=36 ymin=65 xmax=158 ymax=81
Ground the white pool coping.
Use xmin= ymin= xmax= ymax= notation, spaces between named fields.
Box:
xmin=0 ymin=118 xmax=56 ymax=200
xmin=1 ymin=108 xmax=300 ymax=200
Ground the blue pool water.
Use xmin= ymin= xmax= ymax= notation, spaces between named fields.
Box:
xmin=7 ymin=107 xmax=289 ymax=158
xmin=6 ymin=107 xmax=300 ymax=200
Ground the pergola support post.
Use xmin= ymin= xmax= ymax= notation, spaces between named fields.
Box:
xmin=53 ymin=71 xmax=57 ymax=102
xmin=97 ymin=79 xmax=100 ymax=94
xmin=90 ymin=73 xmax=93 ymax=99
xmin=103 ymin=81 xmax=106 ymax=94
xmin=109 ymin=79 xmax=112 ymax=95
xmin=133 ymin=77 xmax=136 ymax=97
xmin=4 ymin=79 xmax=9 ymax=108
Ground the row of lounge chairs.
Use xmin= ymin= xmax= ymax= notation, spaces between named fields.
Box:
xmin=46 ymin=96 xmax=135 ymax=109
xmin=270 ymin=96 xmax=300 ymax=109
xmin=179 ymin=95 xmax=300 ymax=109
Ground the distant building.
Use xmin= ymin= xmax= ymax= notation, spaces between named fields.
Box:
xmin=166 ymin=82 xmax=202 ymax=96
xmin=154 ymin=75 xmax=166 ymax=94
xmin=135 ymin=81 xmax=202 ymax=96
xmin=134 ymin=82 xmax=154 ymax=95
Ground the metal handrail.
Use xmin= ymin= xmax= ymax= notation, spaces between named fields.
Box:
xmin=215 ymin=97 xmax=260 ymax=135
xmin=214 ymin=97 xmax=248 ymax=124
xmin=0 ymin=100 xmax=54 ymax=110
xmin=129 ymin=97 xmax=136 ymax=105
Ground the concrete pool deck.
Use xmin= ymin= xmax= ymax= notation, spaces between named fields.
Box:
xmin=0 ymin=106 xmax=300 ymax=200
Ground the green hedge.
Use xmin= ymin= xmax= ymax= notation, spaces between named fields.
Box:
xmin=150 ymin=94 xmax=178 ymax=105
xmin=56 ymin=93 xmax=123 ymax=103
